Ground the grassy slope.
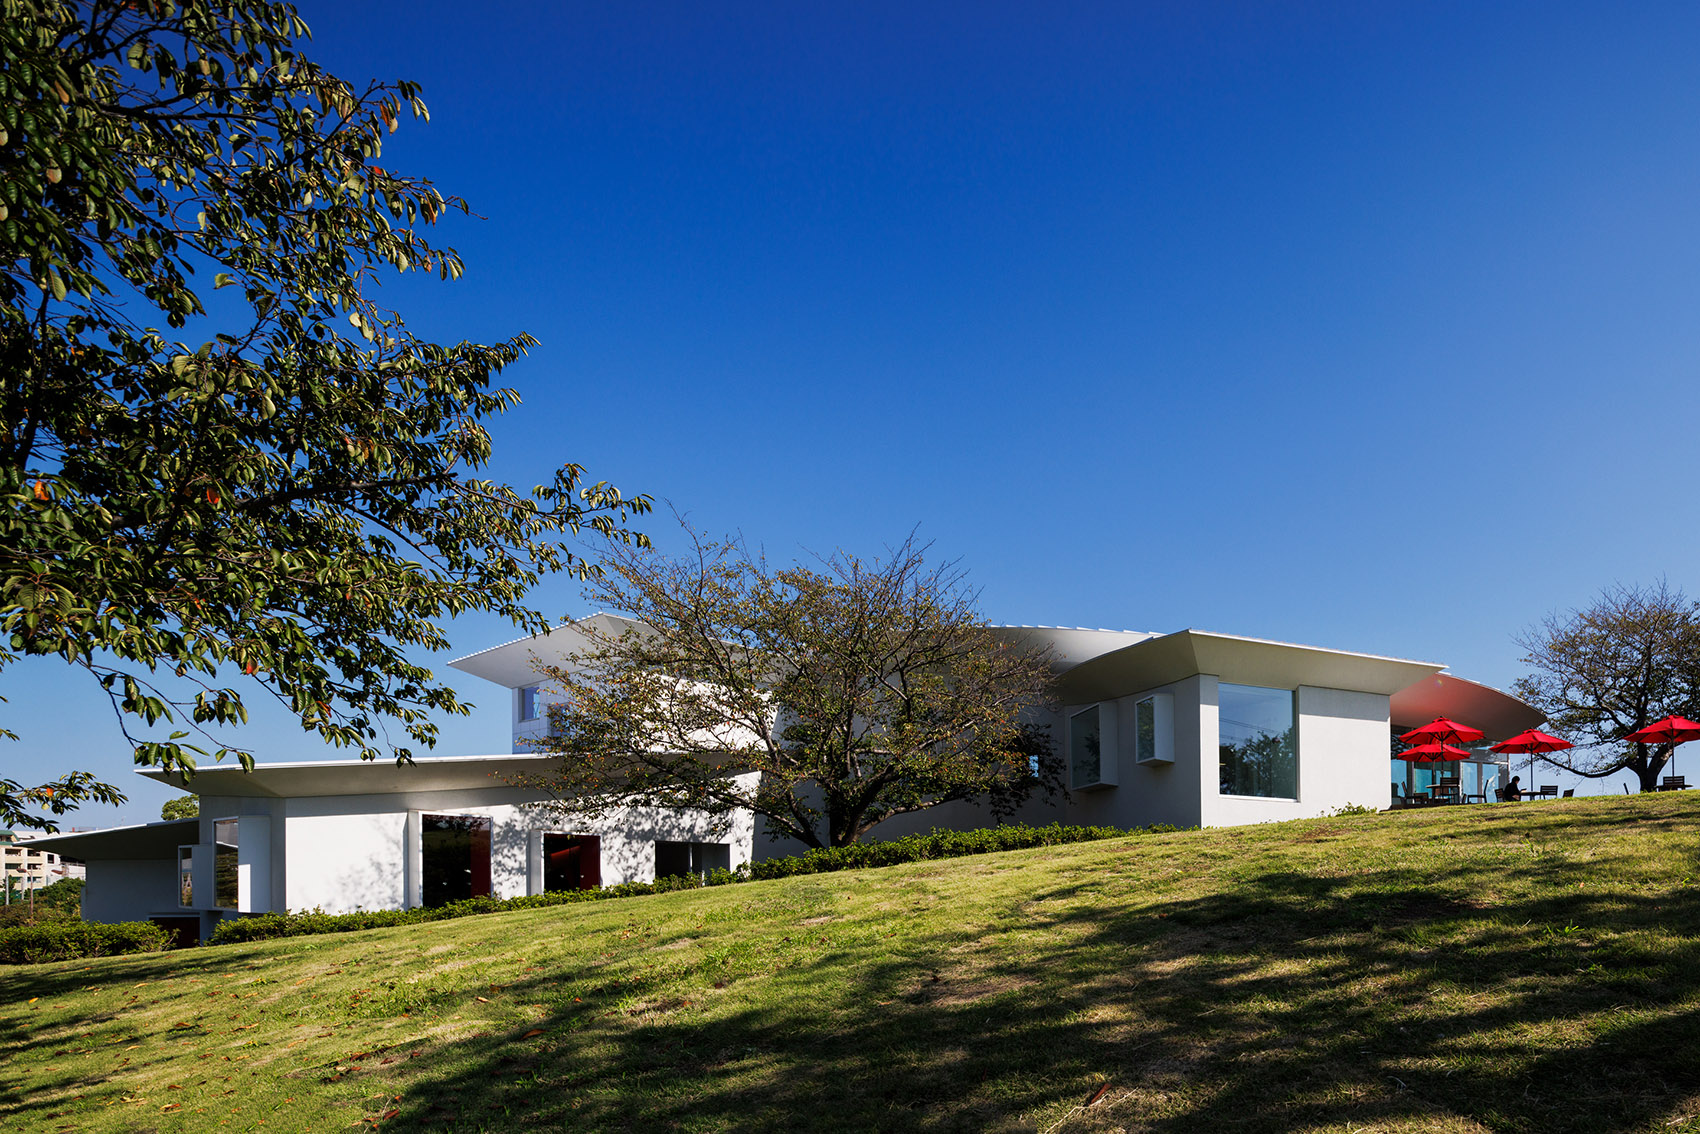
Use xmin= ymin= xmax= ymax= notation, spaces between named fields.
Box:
xmin=3 ymin=795 xmax=1699 ymax=1134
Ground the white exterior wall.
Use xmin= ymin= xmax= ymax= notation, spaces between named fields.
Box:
xmin=286 ymin=800 xmax=410 ymax=913
xmin=276 ymin=778 xmax=760 ymax=915
xmin=82 ymin=857 xmax=178 ymax=924
xmin=1294 ymin=686 xmax=1393 ymax=813
xmin=1062 ymin=675 xmax=1207 ymax=831
xmin=195 ymin=798 xmax=288 ymax=912
xmin=1052 ymin=678 xmax=1392 ymax=831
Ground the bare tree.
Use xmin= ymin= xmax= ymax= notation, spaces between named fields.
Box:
xmin=517 ymin=521 xmax=1060 ymax=848
xmin=1514 ymin=581 xmax=1700 ymax=792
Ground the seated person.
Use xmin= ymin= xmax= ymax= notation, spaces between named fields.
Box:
xmin=1503 ymin=775 xmax=1523 ymax=801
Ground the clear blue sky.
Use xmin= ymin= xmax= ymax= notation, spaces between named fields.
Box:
xmin=14 ymin=0 xmax=1700 ymax=822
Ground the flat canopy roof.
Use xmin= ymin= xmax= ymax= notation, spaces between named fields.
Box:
xmin=23 ymin=818 xmax=198 ymax=861
xmin=1389 ymin=672 xmax=1545 ymax=740
xmin=1058 ymin=629 xmax=1446 ymax=704
xmin=1057 ymin=629 xmax=1542 ymax=740
xmin=448 ymin=613 xmax=639 ymax=689
xmin=452 ymin=617 xmax=1163 ymax=690
xmin=140 ymin=754 xmax=558 ymax=799
xmin=990 ymin=626 xmax=1161 ymax=671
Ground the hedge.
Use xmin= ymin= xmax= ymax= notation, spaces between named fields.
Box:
xmin=744 ymin=821 xmax=1152 ymax=879
xmin=207 ymin=821 xmax=1174 ymax=947
xmin=208 ymin=873 xmax=723 ymax=945
xmin=0 ymin=920 xmax=172 ymax=965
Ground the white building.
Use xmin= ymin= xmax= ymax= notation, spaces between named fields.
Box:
xmin=29 ymin=619 xmax=1540 ymax=938
xmin=3 ymin=829 xmax=84 ymax=894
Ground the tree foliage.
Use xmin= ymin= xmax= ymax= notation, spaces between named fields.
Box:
xmin=520 ymin=524 xmax=1060 ymax=849
xmin=1514 ymin=581 xmax=1700 ymax=792
xmin=159 ymin=792 xmax=197 ymax=819
xmin=0 ymin=1 xmax=648 ymax=828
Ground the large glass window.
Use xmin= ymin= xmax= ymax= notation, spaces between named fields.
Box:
xmin=178 ymin=846 xmax=195 ymax=907
xmin=543 ymin=834 xmax=602 ymax=891
xmin=519 ymin=686 xmax=540 ymax=722
xmin=1135 ymin=697 xmax=1157 ymax=763
xmin=422 ymin=814 xmax=493 ymax=907
xmin=655 ymin=841 xmax=731 ymax=881
xmin=213 ymin=818 xmax=239 ymax=909
xmin=1070 ymin=705 xmax=1102 ymax=788
xmin=1219 ymin=683 xmax=1297 ymax=798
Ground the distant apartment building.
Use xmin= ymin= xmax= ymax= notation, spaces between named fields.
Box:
xmin=2 ymin=830 xmax=85 ymax=893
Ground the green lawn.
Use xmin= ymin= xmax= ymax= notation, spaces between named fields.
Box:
xmin=4 ymin=794 xmax=1699 ymax=1133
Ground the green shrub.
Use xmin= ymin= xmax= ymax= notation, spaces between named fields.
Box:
xmin=0 ymin=920 xmax=172 ymax=965
xmin=35 ymin=876 xmax=85 ymax=915
xmin=206 ymin=821 xmax=1171 ymax=946
xmin=746 ymin=821 xmax=1152 ymax=879
xmin=0 ymin=881 xmax=86 ymax=927
xmin=207 ymin=873 xmax=717 ymax=945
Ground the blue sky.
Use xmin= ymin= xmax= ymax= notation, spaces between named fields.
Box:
xmin=14 ymin=1 xmax=1700 ymax=822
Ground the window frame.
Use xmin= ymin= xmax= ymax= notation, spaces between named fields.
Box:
xmin=211 ymin=816 xmax=240 ymax=910
xmin=1068 ymin=702 xmax=1118 ymax=790
xmin=177 ymin=845 xmax=196 ymax=908
xmin=1216 ymin=682 xmax=1299 ymax=800
xmin=1132 ymin=692 xmax=1174 ymax=765
xmin=420 ymin=813 xmax=494 ymax=908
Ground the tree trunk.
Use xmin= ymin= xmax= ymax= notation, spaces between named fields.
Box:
xmin=1633 ymin=743 xmax=1670 ymax=792
xmin=1637 ymin=764 xmax=1661 ymax=792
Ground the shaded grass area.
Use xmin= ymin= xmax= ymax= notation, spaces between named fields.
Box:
xmin=3 ymin=794 xmax=1699 ymax=1132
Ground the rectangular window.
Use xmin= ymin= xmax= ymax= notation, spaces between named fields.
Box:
xmin=1132 ymin=692 xmax=1172 ymax=764
xmin=654 ymin=841 xmax=731 ymax=881
xmin=543 ymin=834 xmax=602 ymax=891
xmin=519 ymin=686 xmax=540 ymax=722
xmin=178 ymin=846 xmax=195 ymax=907
xmin=213 ymin=818 xmax=239 ymax=910
xmin=422 ymin=814 xmax=493 ymax=907
xmin=1218 ymin=683 xmax=1298 ymax=799
xmin=1070 ymin=704 xmax=1102 ymax=788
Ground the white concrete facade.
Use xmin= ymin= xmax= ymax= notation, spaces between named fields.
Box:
xmin=34 ymin=762 xmax=757 ymax=933
xmin=34 ymin=620 xmax=1544 ymax=930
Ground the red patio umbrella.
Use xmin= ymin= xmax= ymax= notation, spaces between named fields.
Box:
xmin=1399 ymin=717 xmax=1486 ymax=746
xmin=1624 ymin=715 xmax=1700 ymax=778
xmin=1490 ymin=728 xmax=1574 ymax=794
xmin=1396 ymin=741 xmax=1471 ymax=762
xmin=1396 ymin=741 xmax=1471 ymax=802
xmin=1489 ymin=729 xmax=1574 ymax=756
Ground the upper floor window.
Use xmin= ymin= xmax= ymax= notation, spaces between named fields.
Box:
xmin=518 ymin=685 xmax=541 ymax=722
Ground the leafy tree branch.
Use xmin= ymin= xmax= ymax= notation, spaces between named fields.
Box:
xmin=0 ymin=0 xmax=649 ymax=829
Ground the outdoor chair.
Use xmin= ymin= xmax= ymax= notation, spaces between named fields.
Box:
xmin=1562 ymin=788 xmax=1574 ymax=798
xmin=1539 ymin=785 xmax=1558 ymax=799
xmin=1493 ymin=787 xmax=1507 ymax=802
xmin=1660 ymin=776 xmax=1688 ymax=791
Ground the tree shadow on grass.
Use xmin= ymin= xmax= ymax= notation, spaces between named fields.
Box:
xmin=346 ymin=839 xmax=1700 ymax=1134
xmin=0 ymin=932 xmax=429 ymax=1128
